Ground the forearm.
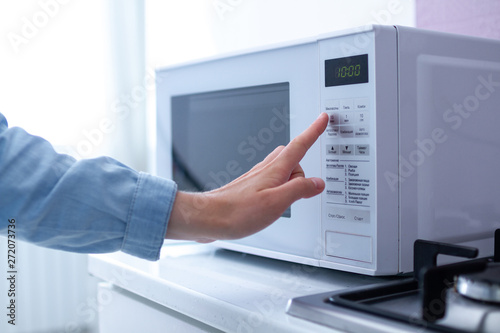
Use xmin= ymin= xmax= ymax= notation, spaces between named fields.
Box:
xmin=0 ymin=113 xmax=176 ymax=260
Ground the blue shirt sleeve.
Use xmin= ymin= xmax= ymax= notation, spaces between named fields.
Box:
xmin=0 ymin=112 xmax=177 ymax=261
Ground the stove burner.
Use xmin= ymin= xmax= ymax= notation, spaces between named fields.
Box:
xmin=325 ymin=229 xmax=500 ymax=330
xmin=457 ymin=263 xmax=500 ymax=304
xmin=287 ymin=229 xmax=500 ymax=333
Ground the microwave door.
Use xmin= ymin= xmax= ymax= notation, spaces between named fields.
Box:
xmin=157 ymin=39 xmax=323 ymax=263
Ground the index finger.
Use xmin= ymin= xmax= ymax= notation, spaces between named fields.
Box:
xmin=276 ymin=112 xmax=329 ymax=170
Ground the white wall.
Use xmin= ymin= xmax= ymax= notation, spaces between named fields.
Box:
xmin=145 ymin=0 xmax=416 ymax=68
xmin=0 ymin=1 xmax=112 ymax=156
xmin=0 ymin=0 xmax=148 ymax=171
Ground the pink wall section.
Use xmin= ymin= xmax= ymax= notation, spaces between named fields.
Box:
xmin=416 ymin=0 xmax=500 ymax=40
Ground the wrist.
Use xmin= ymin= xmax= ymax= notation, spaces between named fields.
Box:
xmin=166 ymin=191 xmax=225 ymax=242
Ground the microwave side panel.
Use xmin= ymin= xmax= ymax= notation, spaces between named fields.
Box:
xmin=397 ymin=27 xmax=500 ymax=272
xmin=156 ymin=42 xmax=323 ymax=264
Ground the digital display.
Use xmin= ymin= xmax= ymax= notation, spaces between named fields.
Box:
xmin=325 ymin=54 xmax=368 ymax=87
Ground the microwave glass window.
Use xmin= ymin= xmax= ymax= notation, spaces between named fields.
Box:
xmin=325 ymin=54 xmax=369 ymax=87
xmin=171 ymin=82 xmax=291 ymax=217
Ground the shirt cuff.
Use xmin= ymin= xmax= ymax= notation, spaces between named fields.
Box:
xmin=121 ymin=172 xmax=177 ymax=260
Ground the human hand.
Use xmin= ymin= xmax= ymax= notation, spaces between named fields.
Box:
xmin=166 ymin=112 xmax=329 ymax=243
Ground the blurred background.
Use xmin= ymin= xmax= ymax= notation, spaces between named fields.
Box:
xmin=0 ymin=0 xmax=498 ymax=332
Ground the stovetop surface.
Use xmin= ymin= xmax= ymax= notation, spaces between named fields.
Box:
xmin=287 ymin=286 xmax=500 ymax=333
xmin=287 ymin=232 xmax=500 ymax=333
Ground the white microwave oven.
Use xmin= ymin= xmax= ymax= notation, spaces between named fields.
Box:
xmin=156 ymin=25 xmax=500 ymax=275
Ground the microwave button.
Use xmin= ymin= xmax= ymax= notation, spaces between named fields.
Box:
xmin=325 ymin=99 xmax=340 ymax=112
xmin=340 ymin=99 xmax=353 ymax=111
xmin=355 ymin=144 xmax=369 ymax=156
xmin=328 ymin=113 xmax=340 ymax=125
xmin=340 ymin=144 xmax=354 ymax=155
xmin=357 ymin=111 xmax=369 ymax=123
xmin=355 ymin=125 xmax=369 ymax=137
xmin=354 ymin=98 xmax=369 ymax=110
xmin=326 ymin=144 xmax=339 ymax=155
xmin=340 ymin=112 xmax=352 ymax=124
xmin=339 ymin=126 xmax=354 ymax=138
xmin=326 ymin=126 xmax=339 ymax=137
xmin=327 ymin=207 xmax=351 ymax=221
xmin=351 ymin=209 xmax=370 ymax=223
xmin=326 ymin=184 xmax=345 ymax=203
xmin=326 ymin=163 xmax=345 ymax=170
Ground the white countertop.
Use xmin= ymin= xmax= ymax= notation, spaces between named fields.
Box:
xmin=88 ymin=242 xmax=391 ymax=332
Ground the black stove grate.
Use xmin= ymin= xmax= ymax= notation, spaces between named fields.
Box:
xmin=328 ymin=229 xmax=500 ymax=333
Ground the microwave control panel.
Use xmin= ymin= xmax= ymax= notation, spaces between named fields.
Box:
xmin=319 ymin=32 xmax=377 ymax=269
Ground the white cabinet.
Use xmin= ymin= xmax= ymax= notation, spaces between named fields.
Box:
xmin=98 ymin=283 xmax=222 ymax=333
xmin=89 ymin=243 xmax=384 ymax=332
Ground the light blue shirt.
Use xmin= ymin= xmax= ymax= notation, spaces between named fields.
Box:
xmin=0 ymin=113 xmax=177 ymax=261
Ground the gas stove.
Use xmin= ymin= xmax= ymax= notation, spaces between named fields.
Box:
xmin=287 ymin=230 xmax=500 ymax=333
